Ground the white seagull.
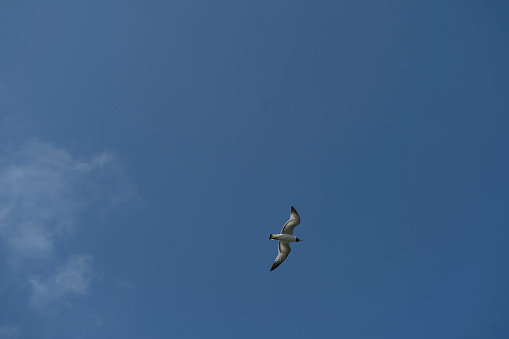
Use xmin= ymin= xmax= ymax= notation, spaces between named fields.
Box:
xmin=269 ymin=206 xmax=302 ymax=271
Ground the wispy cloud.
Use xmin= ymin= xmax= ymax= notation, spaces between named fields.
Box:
xmin=0 ymin=139 xmax=135 ymax=310
xmin=114 ymin=278 xmax=136 ymax=290
xmin=0 ymin=325 xmax=19 ymax=339
xmin=29 ymin=255 xmax=94 ymax=310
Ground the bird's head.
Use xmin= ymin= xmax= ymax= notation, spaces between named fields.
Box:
xmin=296 ymin=238 xmax=302 ymax=242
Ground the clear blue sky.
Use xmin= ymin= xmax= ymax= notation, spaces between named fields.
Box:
xmin=1 ymin=1 xmax=508 ymax=338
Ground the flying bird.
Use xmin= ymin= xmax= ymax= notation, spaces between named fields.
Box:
xmin=269 ymin=206 xmax=302 ymax=271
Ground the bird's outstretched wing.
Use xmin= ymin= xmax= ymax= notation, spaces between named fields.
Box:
xmin=281 ymin=206 xmax=300 ymax=235
xmin=270 ymin=241 xmax=292 ymax=271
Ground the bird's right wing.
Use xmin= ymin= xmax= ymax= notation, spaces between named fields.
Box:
xmin=281 ymin=206 xmax=301 ymax=235
xmin=270 ymin=241 xmax=292 ymax=271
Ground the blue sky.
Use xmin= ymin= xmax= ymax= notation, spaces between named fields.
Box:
xmin=1 ymin=1 xmax=508 ymax=338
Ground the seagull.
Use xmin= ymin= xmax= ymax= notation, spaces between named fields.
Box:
xmin=269 ymin=206 xmax=302 ymax=271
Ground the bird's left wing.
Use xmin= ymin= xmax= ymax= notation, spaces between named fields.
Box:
xmin=270 ymin=241 xmax=292 ymax=271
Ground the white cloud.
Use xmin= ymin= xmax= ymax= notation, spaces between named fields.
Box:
xmin=0 ymin=139 xmax=135 ymax=310
xmin=0 ymin=139 xmax=134 ymax=260
xmin=0 ymin=325 xmax=19 ymax=339
xmin=29 ymin=255 xmax=94 ymax=310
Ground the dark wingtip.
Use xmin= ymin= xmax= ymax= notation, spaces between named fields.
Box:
xmin=270 ymin=261 xmax=281 ymax=271
xmin=269 ymin=234 xmax=273 ymax=240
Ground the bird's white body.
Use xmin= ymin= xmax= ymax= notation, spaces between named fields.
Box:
xmin=269 ymin=234 xmax=297 ymax=242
